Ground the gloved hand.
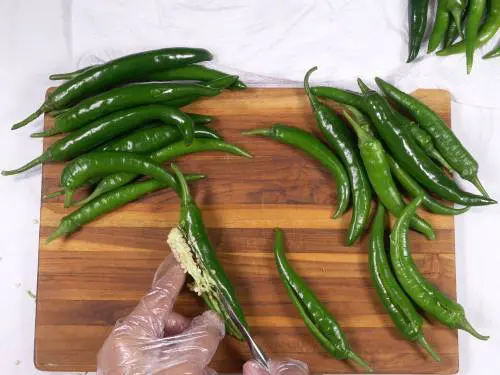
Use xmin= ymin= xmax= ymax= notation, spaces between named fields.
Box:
xmin=243 ymin=359 xmax=310 ymax=375
xmin=97 ymin=255 xmax=225 ymax=375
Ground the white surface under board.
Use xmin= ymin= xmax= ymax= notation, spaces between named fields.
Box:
xmin=0 ymin=1 xmax=499 ymax=374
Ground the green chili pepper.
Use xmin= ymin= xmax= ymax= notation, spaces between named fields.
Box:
xmin=77 ymin=138 xmax=252 ymax=205
xmin=12 ymin=47 xmax=212 ymax=130
xmin=168 ymin=164 xmax=248 ymax=340
xmin=375 ymin=78 xmax=490 ymax=198
xmin=369 ymin=204 xmax=440 ymax=361
xmin=50 ymin=64 xmax=247 ymax=90
xmin=185 ymin=113 xmax=215 ymax=125
xmin=31 ymin=83 xmax=221 ymax=137
xmin=438 ymin=0 xmax=500 ymax=56
xmin=97 ymin=124 xmax=221 ymax=154
xmin=465 ymin=0 xmax=487 ymax=73
xmin=390 ymin=196 xmax=489 ymax=340
xmin=242 ymin=124 xmax=350 ymax=218
xmin=344 ymin=111 xmax=435 ymax=239
xmin=443 ymin=19 xmax=460 ymax=48
xmin=60 ymin=151 xmax=181 ymax=207
xmin=428 ymin=0 xmax=452 ymax=53
xmin=273 ymin=228 xmax=372 ymax=372
xmin=310 ymin=86 xmax=366 ymax=110
xmin=306 ymin=68 xmax=372 ymax=245
xmin=359 ymin=79 xmax=494 ymax=206
xmin=392 ymin=111 xmax=453 ymax=172
xmin=408 ymin=0 xmax=430 ymax=61
xmin=483 ymin=44 xmax=500 ymax=58
xmin=386 ymin=154 xmax=469 ymax=215
xmin=2 ymin=105 xmax=194 ymax=176
xmin=447 ymin=0 xmax=467 ymax=37
xmin=46 ymin=173 xmax=206 ymax=242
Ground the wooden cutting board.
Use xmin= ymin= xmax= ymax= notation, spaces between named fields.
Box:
xmin=35 ymin=88 xmax=458 ymax=373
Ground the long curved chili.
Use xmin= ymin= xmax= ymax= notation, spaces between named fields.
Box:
xmin=408 ymin=0 xmax=430 ymax=61
xmin=12 ymin=47 xmax=212 ymax=130
xmin=242 ymin=124 xmax=350 ymax=218
xmin=2 ymin=105 xmax=194 ymax=176
xmin=46 ymin=173 xmax=206 ymax=242
xmin=31 ymin=83 xmax=220 ymax=137
xmin=306 ymin=68 xmax=372 ymax=245
xmin=369 ymin=204 xmax=440 ymax=361
xmin=390 ymin=196 xmax=490 ymax=340
xmin=273 ymin=228 xmax=372 ymax=372
xmin=376 ymin=77 xmax=490 ymax=197
xmin=344 ymin=111 xmax=435 ymax=239
xmin=465 ymin=0 xmax=487 ymax=73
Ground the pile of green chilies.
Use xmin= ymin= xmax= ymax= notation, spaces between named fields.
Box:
xmin=1 ymin=47 xmax=252 ymax=241
xmin=407 ymin=0 xmax=500 ymax=72
xmin=243 ymin=67 xmax=493 ymax=370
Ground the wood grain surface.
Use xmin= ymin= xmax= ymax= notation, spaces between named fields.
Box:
xmin=35 ymin=88 xmax=458 ymax=373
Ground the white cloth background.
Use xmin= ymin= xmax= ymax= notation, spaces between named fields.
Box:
xmin=0 ymin=0 xmax=499 ymax=374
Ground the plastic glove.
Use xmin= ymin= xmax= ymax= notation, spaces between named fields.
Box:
xmin=243 ymin=359 xmax=310 ymax=375
xmin=97 ymin=255 xmax=225 ymax=375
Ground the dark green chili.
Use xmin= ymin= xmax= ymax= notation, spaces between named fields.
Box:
xmin=31 ymin=83 xmax=220 ymax=137
xmin=310 ymin=86 xmax=366 ymax=110
xmin=306 ymin=68 xmax=372 ymax=245
xmin=273 ymin=228 xmax=372 ymax=372
xmin=443 ymin=19 xmax=460 ymax=48
xmin=369 ymin=204 xmax=440 ymax=361
xmin=12 ymin=47 xmax=212 ymax=129
xmin=483 ymin=44 xmax=500 ymax=59
xmin=185 ymin=113 xmax=215 ymax=125
xmin=438 ymin=0 xmax=500 ymax=56
xmin=46 ymin=173 xmax=206 ymax=242
xmin=386 ymin=154 xmax=469 ymax=215
xmin=242 ymin=124 xmax=350 ymax=218
xmin=447 ymin=0 xmax=467 ymax=37
xmin=2 ymin=105 xmax=194 ymax=176
xmin=376 ymin=77 xmax=490 ymax=197
xmin=344 ymin=111 xmax=435 ymax=239
xmin=50 ymin=65 xmax=94 ymax=80
xmin=428 ymin=0 xmax=451 ymax=53
xmin=390 ymin=196 xmax=489 ymax=340
xmin=408 ymin=0 xmax=430 ymax=61
xmin=169 ymin=164 xmax=248 ymax=340
xmin=77 ymin=138 xmax=252 ymax=205
xmin=60 ymin=151 xmax=180 ymax=207
xmin=465 ymin=0 xmax=487 ymax=73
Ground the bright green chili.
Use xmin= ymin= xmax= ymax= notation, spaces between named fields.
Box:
xmin=408 ymin=0 xmax=430 ymax=61
xmin=306 ymin=68 xmax=372 ymax=245
xmin=376 ymin=77 xmax=490 ymax=197
xmin=46 ymin=173 xmax=206 ymax=242
xmin=390 ymin=196 xmax=490 ymax=340
xmin=242 ymin=124 xmax=350 ymax=218
xmin=465 ymin=0 xmax=487 ymax=73
xmin=12 ymin=47 xmax=212 ymax=130
xmin=428 ymin=0 xmax=451 ymax=53
xmin=483 ymin=44 xmax=500 ymax=58
xmin=344 ymin=111 xmax=435 ymax=239
xmin=31 ymin=83 xmax=221 ymax=137
xmin=443 ymin=19 xmax=460 ymax=48
xmin=369 ymin=204 xmax=440 ymax=361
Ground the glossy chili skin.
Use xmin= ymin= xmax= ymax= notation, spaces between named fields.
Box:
xmin=60 ymin=151 xmax=179 ymax=207
xmin=386 ymin=154 xmax=469 ymax=215
xmin=310 ymin=86 xmax=366 ymax=110
xmin=306 ymin=68 xmax=372 ymax=245
xmin=31 ymin=83 xmax=220 ymax=137
xmin=376 ymin=78 xmax=490 ymax=198
xmin=428 ymin=0 xmax=451 ymax=53
xmin=165 ymin=74 xmax=239 ymax=108
xmin=408 ymin=0 xmax=430 ymax=61
xmin=50 ymin=64 xmax=247 ymax=90
xmin=273 ymin=228 xmax=372 ymax=372
xmin=438 ymin=0 xmax=500 ymax=56
xmin=483 ymin=44 xmax=500 ymax=58
xmin=390 ymin=197 xmax=489 ymax=340
xmin=369 ymin=204 xmax=440 ymax=361
xmin=97 ymin=124 xmax=221 ymax=154
xmin=2 ymin=105 xmax=194 ymax=177
xmin=12 ymin=47 xmax=212 ymax=129
xmin=465 ymin=0 xmax=487 ymax=73
xmin=46 ymin=174 xmax=205 ymax=242
xmin=447 ymin=0 xmax=467 ymax=36
xmin=243 ymin=124 xmax=350 ymax=218
xmin=172 ymin=164 xmax=248 ymax=340
xmin=78 ymin=138 xmax=252 ymax=205
xmin=345 ymin=112 xmax=435 ymax=239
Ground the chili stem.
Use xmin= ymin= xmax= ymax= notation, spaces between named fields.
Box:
xmin=2 ymin=154 xmax=49 ymax=176
xmin=347 ymin=352 xmax=374 ymax=373
xmin=460 ymin=317 xmax=490 ymax=340
xmin=417 ymin=335 xmax=441 ymax=362
xmin=31 ymin=127 xmax=62 ymax=138
xmin=43 ymin=190 xmax=64 ymax=200
xmin=11 ymin=106 xmax=47 ymax=130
